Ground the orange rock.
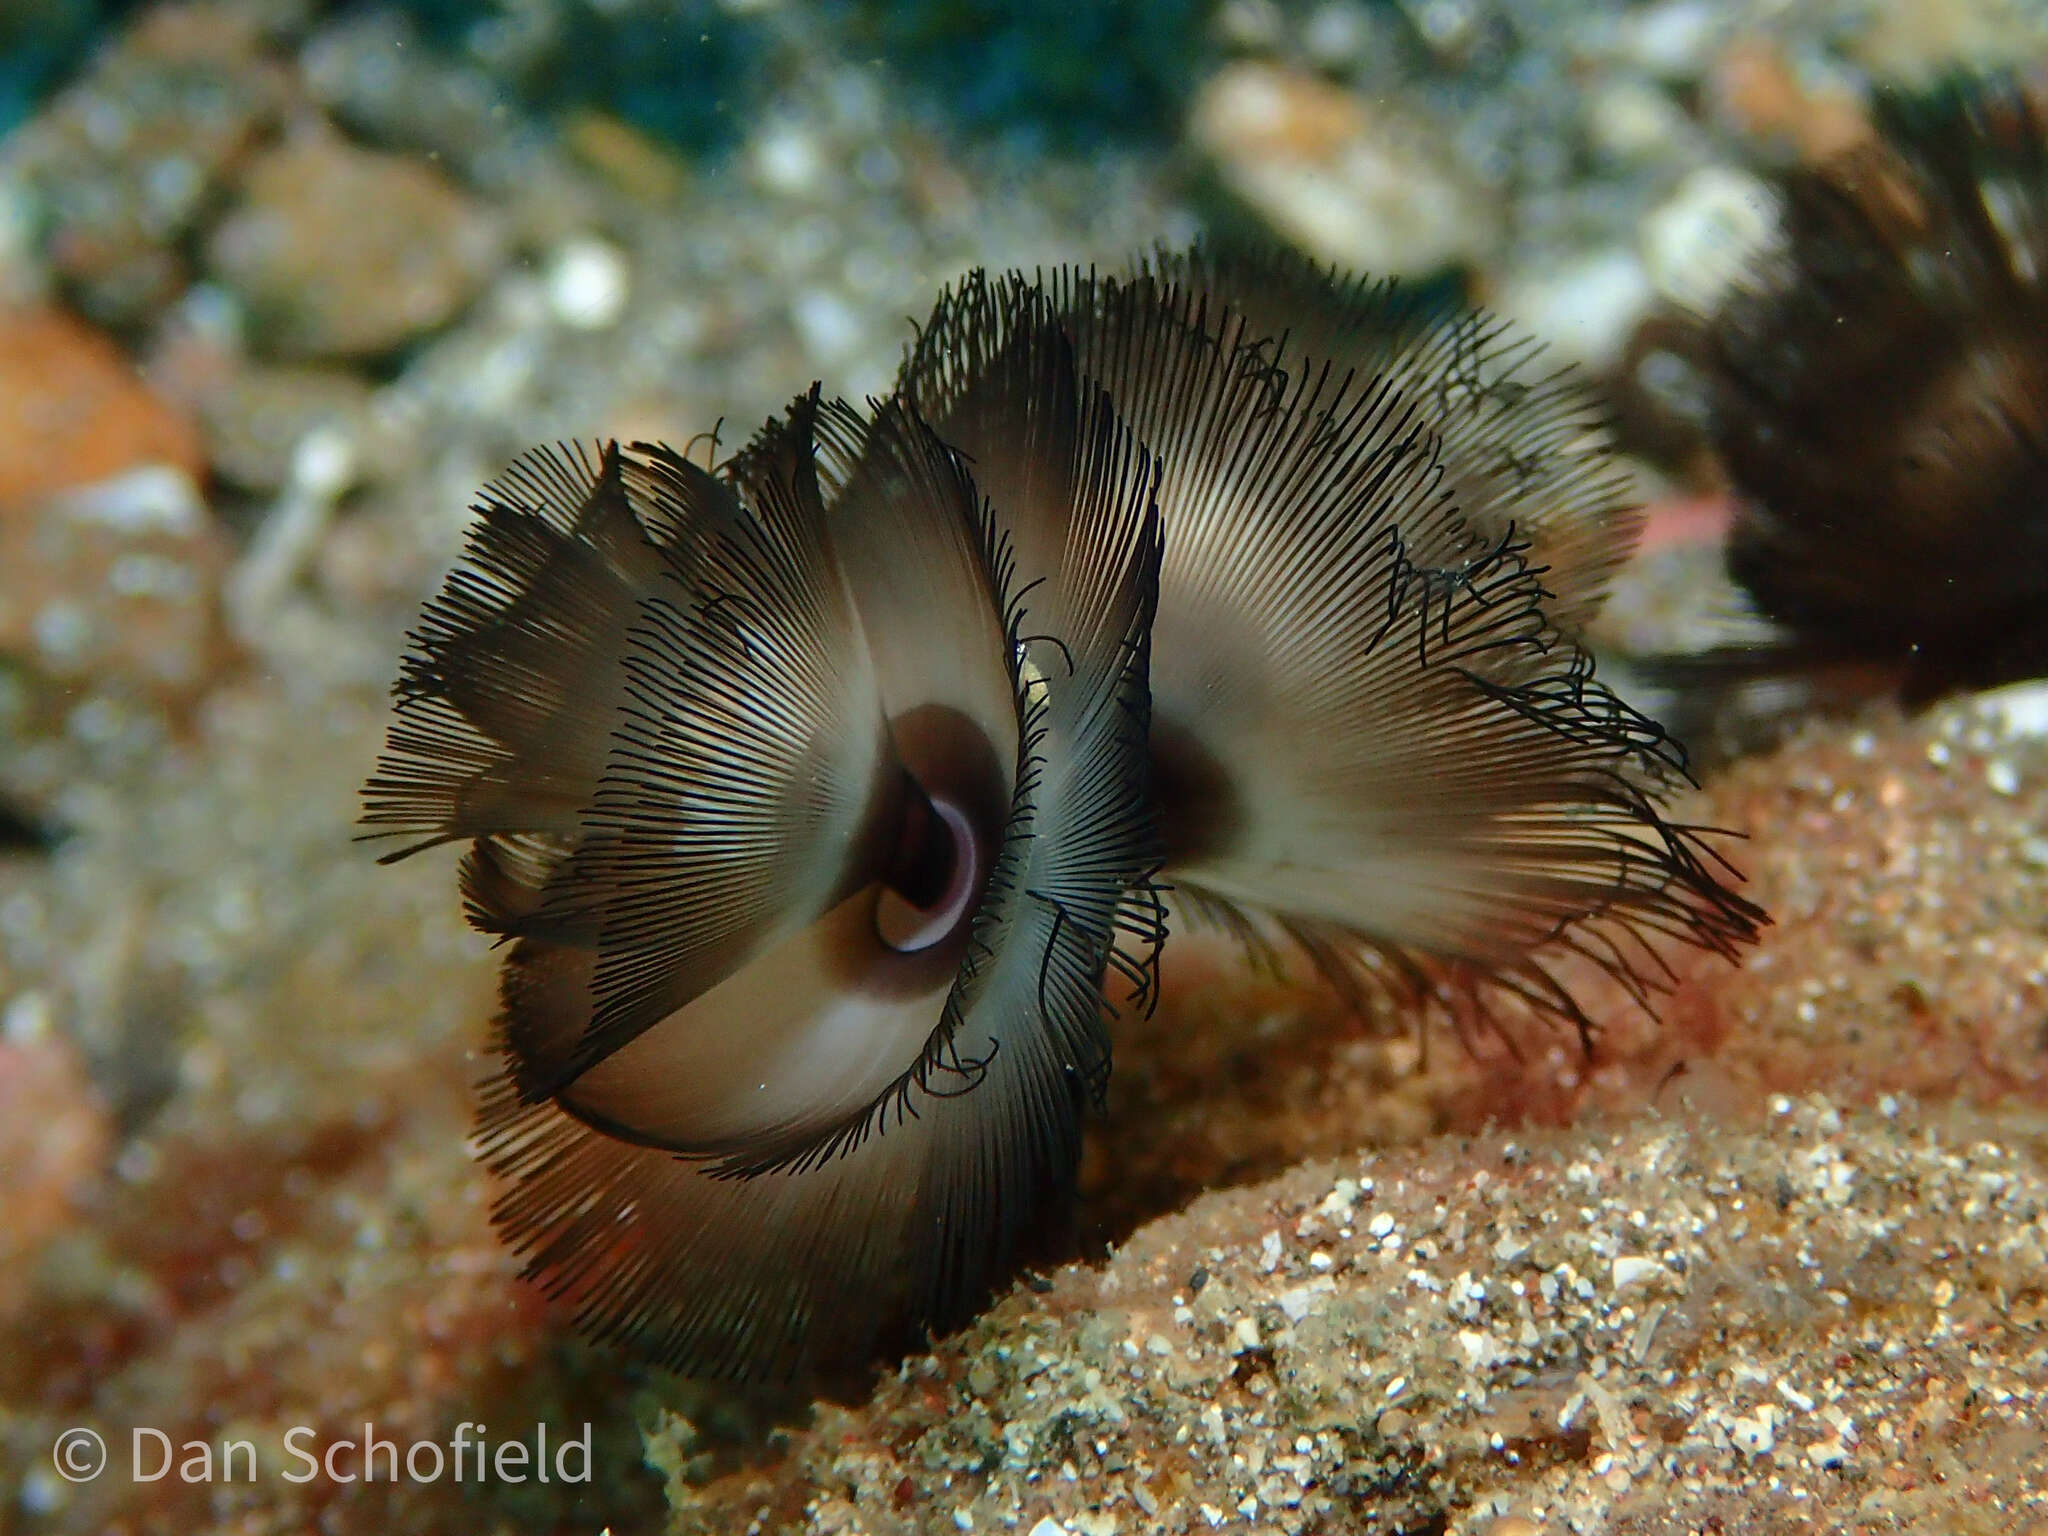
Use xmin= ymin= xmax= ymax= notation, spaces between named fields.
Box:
xmin=0 ymin=308 xmax=227 ymax=693
xmin=0 ymin=306 xmax=205 ymax=507
xmin=1708 ymin=36 xmax=1871 ymax=164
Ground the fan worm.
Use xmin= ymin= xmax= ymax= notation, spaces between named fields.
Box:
xmin=902 ymin=259 xmax=1761 ymax=1029
xmin=1131 ymin=246 xmax=1642 ymax=634
xmin=365 ymin=364 xmax=1164 ymax=1377
xmin=365 ymin=249 xmax=1762 ymax=1377
xmin=1650 ymin=79 xmax=2048 ymax=703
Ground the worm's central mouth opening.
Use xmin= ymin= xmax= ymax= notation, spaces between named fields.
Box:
xmin=871 ymin=703 xmax=1007 ymax=959
xmin=878 ymin=791 xmax=984 ymax=952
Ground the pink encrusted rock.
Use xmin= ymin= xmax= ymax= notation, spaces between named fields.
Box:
xmin=0 ymin=306 xmax=205 ymax=506
xmin=1082 ymin=695 xmax=2048 ymax=1248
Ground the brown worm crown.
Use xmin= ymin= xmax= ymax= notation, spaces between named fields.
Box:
xmin=1620 ymin=76 xmax=2048 ymax=744
xmin=364 ymin=247 xmax=1764 ymax=1378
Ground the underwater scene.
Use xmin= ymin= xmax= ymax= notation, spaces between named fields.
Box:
xmin=3 ymin=0 xmax=2048 ymax=1531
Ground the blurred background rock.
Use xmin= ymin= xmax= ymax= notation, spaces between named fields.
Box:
xmin=2 ymin=2 xmax=2047 ymax=1532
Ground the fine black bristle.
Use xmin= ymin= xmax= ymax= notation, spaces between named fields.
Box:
xmin=360 ymin=440 xmax=670 ymax=861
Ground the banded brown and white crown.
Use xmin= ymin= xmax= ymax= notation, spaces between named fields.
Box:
xmin=364 ymin=364 xmax=1163 ymax=1377
xmin=364 ymin=246 xmax=1765 ymax=1380
xmin=901 ymin=257 xmax=1760 ymax=1031
xmin=1134 ymin=246 xmax=1641 ymax=634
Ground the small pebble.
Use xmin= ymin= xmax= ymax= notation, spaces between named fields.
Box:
xmin=1641 ymin=164 xmax=1779 ymax=313
xmin=753 ymin=121 xmax=825 ymax=196
xmin=545 ymin=238 xmax=631 ymax=331
xmin=1610 ymin=1255 xmax=1662 ymax=1289
xmin=1623 ymin=0 xmax=1719 ymax=78
xmin=791 ymin=288 xmax=863 ymax=362
xmin=1 ymin=991 xmax=52 ymax=1044
xmin=1978 ymin=681 xmax=2048 ymax=737
xmin=1189 ymin=61 xmax=1497 ymax=276
xmin=1730 ymin=1408 xmax=1777 ymax=1455
xmin=1301 ymin=1 xmax=1373 ymax=66
xmin=1805 ymin=1437 xmax=1849 ymax=1469
xmin=1585 ymin=80 xmax=1690 ymax=162
xmin=1494 ymin=245 xmax=1653 ymax=368
xmin=289 ymin=425 xmax=358 ymax=502
xmin=56 ymin=465 xmax=205 ymax=536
